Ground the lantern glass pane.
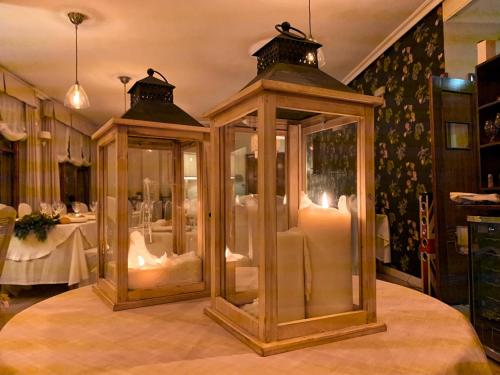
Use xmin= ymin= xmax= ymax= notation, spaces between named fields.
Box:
xmin=103 ymin=140 xmax=117 ymax=284
xmin=303 ymin=118 xmax=361 ymax=316
xmin=126 ymin=138 xmax=203 ymax=291
xmin=222 ymin=116 xmax=260 ymax=311
xmin=183 ymin=145 xmax=198 ymax=255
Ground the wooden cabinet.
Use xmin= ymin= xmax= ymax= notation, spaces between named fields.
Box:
xmin=476 ymin=54 xmax=500 ymax=191
xmin=429 ymin=76 xmax=478 ymax=305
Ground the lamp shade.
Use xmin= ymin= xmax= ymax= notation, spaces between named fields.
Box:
xmin=64 ymin=83 xmax=90 ymax=109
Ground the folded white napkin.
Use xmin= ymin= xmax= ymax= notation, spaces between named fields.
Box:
xmin=450 ymin=192 xmax=500 ymax=204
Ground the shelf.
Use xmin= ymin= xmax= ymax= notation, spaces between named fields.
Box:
xmin=480 ymin=141 xmax=500 ymax=149
xmin=478 ymin=99 xmax=500 ymax=111
xmin=457 ymin=204 xmax=500 ymax=211
xmin=480 ymin=187 xmax=500 ymax=192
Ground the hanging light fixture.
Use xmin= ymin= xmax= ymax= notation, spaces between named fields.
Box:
xmin=64 ymin=12 xmax=90 ymax=109
xmin=307 ymin=0 xmax=326 ymax=68
xmin=118 ymin=76 xmax=131 ymax=113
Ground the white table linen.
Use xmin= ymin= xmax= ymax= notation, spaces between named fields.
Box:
xmin=0 ymin=221 xmax=97 ymax=286
xmin=0 ymin=281 xmax=490 ymax=375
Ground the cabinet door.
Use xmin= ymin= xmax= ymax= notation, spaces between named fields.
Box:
xmin=429 ymin=76 xmax=477 ymax=304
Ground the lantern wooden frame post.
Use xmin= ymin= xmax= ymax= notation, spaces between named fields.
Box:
xmin=204 ymin=80 xmax=386 ymax=355
xmin=92 ymin=117 xmax=211 ymax=311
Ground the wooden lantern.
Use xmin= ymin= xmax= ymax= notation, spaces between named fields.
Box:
xmin=204 ymin=23 xmax=386 ymax=355
xmin=92 ymin=69 xmax=210 ymax=310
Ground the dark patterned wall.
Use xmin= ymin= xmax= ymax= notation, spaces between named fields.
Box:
xmin=306 ymin=124 xmax=357 ymax=207
xmin=349 ymin=6 xmax=445 ymax=276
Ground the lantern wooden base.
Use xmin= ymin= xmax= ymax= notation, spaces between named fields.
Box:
xmin=204 ymin=306 xmax=387 ymax=356
xmin=93 ymin=284 xmax=209 ymax=311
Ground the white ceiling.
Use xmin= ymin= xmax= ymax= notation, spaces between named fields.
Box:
xmin=0 ymin=0 xmax=428 ymax=125
xmin=444 ymin=0 xmax=500 ymax=79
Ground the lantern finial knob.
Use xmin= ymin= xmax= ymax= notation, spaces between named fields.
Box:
xmin=147 ymin=68 xmax=154 ymax=77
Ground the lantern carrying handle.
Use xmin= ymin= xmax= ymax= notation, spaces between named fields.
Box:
xmin=147 ymin=68 xmax=169 ymax=84
xmin=275 ymin=21 xmax=307 ymax=40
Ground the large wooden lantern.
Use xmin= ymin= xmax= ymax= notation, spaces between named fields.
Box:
xmin=204 ymin=23 xmax=386 ymax=355
xmin=92 ymin=69 xmax=210 ymax=310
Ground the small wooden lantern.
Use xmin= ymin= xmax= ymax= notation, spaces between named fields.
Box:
xmin=92 ymin=69 xmax=210 ymax=310
xmin=204 ymin=23 xmax=386 ymax=355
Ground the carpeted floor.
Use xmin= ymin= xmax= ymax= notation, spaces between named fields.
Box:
xmin=0 ymin=284 xmax=68 ymax=330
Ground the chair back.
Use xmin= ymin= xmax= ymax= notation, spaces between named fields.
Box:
xmin=18 ymin=203 xmax=32 ymax=218
xmin=0 ymin=205 xmax=16 ymax=278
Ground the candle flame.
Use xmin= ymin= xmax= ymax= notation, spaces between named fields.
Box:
xmin=283 ymin=194 xmax=287 ymax=205
xmin=138 ymin=255 xmax=145 ymax=267
xmin=321 ymin=192 xmax=329 ymax=208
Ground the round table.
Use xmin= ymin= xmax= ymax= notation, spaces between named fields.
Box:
xmin=0 ymin=280 xmax=490 ymax=375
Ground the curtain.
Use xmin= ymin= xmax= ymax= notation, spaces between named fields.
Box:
xmin=40 ymin=114 xmax=61 ymax=203
xmin=0 ymin=92 xmax=27 ymax=141
xmin=69 ymin=128 xmax=83 ymax=166
xmin=55 ymin=121 xmax=70 ymax=163
xmin=81 ymin=135 xmax=91 ymax=166
xmin=18 ymin=105 xmax=42 ymax=208
xmin=68 ymin=127 xmax=91 ymax=167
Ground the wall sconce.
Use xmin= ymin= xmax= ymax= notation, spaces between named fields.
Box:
xmin=38 ymin=130 xmax=52 ymax=146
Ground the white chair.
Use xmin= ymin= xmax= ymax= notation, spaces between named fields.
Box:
xmin=0 ymin=204 xmax=17 ymax=279
xmin=17 ymin=203 xmax=32 ymax=218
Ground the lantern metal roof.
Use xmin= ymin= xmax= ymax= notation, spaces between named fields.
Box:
xmin=122 ymin=68 xmax=202 ymax=127
xmin=244 ymin=22 xmax=354 ymax=94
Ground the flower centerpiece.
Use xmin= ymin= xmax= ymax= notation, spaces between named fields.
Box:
xmin=14 ymin=213 xmax=60 ymax=242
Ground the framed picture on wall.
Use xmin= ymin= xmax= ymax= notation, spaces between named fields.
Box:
xmin=446 ymin=122 xmax=471 ymax=149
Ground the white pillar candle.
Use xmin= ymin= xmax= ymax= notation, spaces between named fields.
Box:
xmin=277 ymin=229 xmax=306 ymax=322
xmin=298 ymin=200 xmax=352 ymax=318
xmin=128 ymin=265 xmax=166 ymax=290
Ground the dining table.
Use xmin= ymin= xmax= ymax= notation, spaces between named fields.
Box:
xmin=0 ymin=215 xmax=97 ymax=286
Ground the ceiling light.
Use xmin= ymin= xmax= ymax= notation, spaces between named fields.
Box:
xmin=118 ymin=76 xmax=131 ymax=113
xmin=64 ymin=12 xmax=90 ymax=110
xmin=307 ymin=0 xmax=326 ymax=68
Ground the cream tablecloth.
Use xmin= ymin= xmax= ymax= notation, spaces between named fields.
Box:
xmin=0 ymin=221 xmax=97 ymax=286
xmin=0 ymin=280 xmax=490 ymax=375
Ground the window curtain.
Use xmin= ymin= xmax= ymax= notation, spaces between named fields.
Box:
xmin=18 ymin=104 xmax=42 ymax=209
xmin=0 ymin=92 xmax=27 ymax=141
xmin=69 ymin=128 xmax=83 ymax=166
xmin=55 ymin=121 xmax=70 ymax=163
xmin=40 ymin=104 xmax=61 ymax=204
xmin=68 ymin=127 xmax=91 ymax=167
xmin=81 ymin=135 xmax=91 ymax=166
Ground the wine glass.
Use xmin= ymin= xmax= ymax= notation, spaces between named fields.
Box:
xmin=484 ymin=120 xmax=496 ymax=142
xmin=39 ymin=202 xmax=52 ymax=216
xmin=72 ymin=201 xmax=82 ymax=217
xmin=52 ymin=201 xmax=65 ymax=217
xmin=90 ymin=201 xmax=98 ymax=214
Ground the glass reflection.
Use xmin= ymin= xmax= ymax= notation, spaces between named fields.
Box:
xmin=126 ymin=140 xmax=202 ymax=290
xmin=104 ymin=141 xmax=117 ymax=284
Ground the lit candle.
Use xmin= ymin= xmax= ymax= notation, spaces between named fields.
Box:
xmin=321 ymin=192 xmax=329 ymax=208
xmin=298 ymin=192 xmax=352 ymax=317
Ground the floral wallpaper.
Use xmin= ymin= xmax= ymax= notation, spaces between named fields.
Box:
xmin=306 ymin=124 xmax=357 ymax=206
xmin=349 ymin=6 xmax=445 ymax=276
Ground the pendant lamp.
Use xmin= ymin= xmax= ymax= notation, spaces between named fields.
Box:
xmin=64 ymin=12 xmax=90 ymax=109
xmin=118 ymin=76 xmax=131 ymax=113
xmin=307 ymin=0 xmax=326 ymax=67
